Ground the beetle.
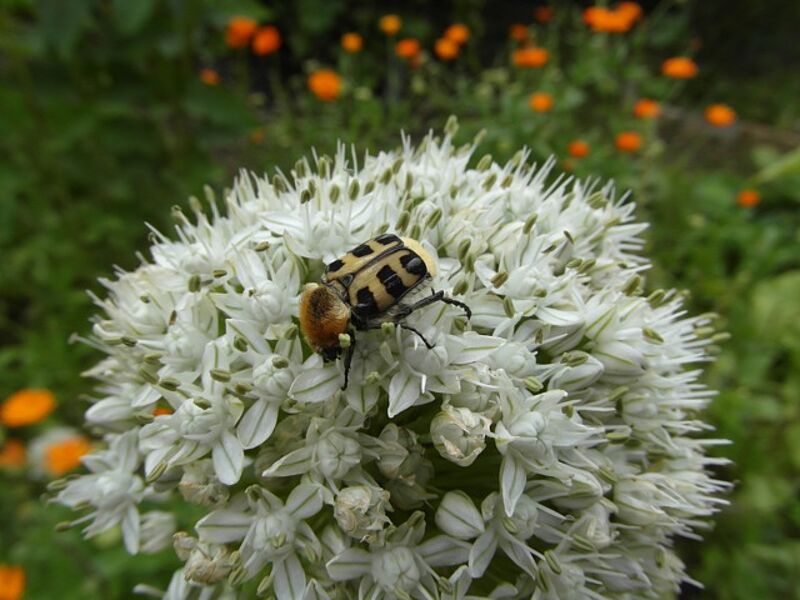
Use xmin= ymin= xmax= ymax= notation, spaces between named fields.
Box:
xmin=299 ymin=233 xmax=471 ymax=388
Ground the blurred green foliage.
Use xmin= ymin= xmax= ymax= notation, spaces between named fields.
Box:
xmin=1 ymin=0 xmax=800 ymax=598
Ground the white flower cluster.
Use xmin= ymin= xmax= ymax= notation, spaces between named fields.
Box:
xmin=56 ymin=120 xmax=729 ymax=599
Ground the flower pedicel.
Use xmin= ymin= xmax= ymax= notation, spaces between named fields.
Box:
xmin=54 ymin=120 xmax=728 ymax=598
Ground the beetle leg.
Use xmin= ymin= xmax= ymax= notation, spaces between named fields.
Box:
xmin=400 ymin=323 xmax=435 ymax=349
xmin=398 ymin=290 xmax=472 ymax=320
xmin=342 ymin=331 xmax=356 ymax=390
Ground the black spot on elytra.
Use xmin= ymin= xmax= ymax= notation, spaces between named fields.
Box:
xmin=377 ymin=265 xmax=408 ymax=299
xmin=355 ymin=287 xmax=379 ymax=316
xmin=400 ymin=253 xmax=426 ymax=276
xmin=326 ymin=258 xmax=344 ymax=273
xmin=375 ymin=233 xmax=401 ymax=245
xmin=351 ymin=244 xmax=373 ymax=257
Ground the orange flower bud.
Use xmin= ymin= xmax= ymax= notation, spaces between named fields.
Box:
xmin=534 ymin=6 xmax=554 ymax=23
xmin=225 ymin=16 xmax=258 ymax=49
xmin=737 ymin=189 xmax=760 ymax=208
xmin=568 ymin=140 xmax=591 ymax=158
xmin=662 ymin=57 xmax=698 ymax=79
xmin=0 ymin=439 xmax=26 ymax=470
xmin=615 ymin=131 xmax=643 ymax=153
xmin=395 ymin=38 xmax=421 ymax=59
xmin=0 ymin=389 xmax=55 ymax=427
xmin=512 ymin=46 xmax=549 ymax=68
xmin=379 ymin=14 xmax=402 ymax=36
xmin=200 ymin=68 xmax=220 ymax=86
xmin=704 ymin=103 xmax=736 ymax=127
xmin=0 ymin=565 xmax=25 ymax=600
xmin=444 ymin=23 xmax=470 ymax=45
xmin=509 ymin=24 xmax=529 ymax=42
xmin=252 ymin=25 xmax=281 ymax=56
xmin=435 ymin=37 xmax=460 ymax=61
xmin=308 ymin=69 xmax=342 ymax=102
xmin=45 ymin=436 xmax=91 ymax=476
xmin=633 ymin=98 xmax=660 ymax=119
xmin=341 ymin=32 xmax=363 ymax=53
xmin=528 ymin=92 xmax=553 ymax=112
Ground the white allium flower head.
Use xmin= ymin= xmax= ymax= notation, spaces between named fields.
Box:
xmin=58 ymin=119 xmax=729 ymax=598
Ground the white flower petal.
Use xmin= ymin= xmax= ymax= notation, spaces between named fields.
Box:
xmin=286 ymin=484 xmax=324 ymax=521
xmin=387 ymin=369 xmax=423 ymax=417
xmin=122 ymin=506 xmax=140 ymax=554
xmin=500 ymin=454 xmax=526 ymax=517
xmin=326 ymin=548 xmax=372 ymax=581
xmin=212 ymin=429 xmax=244 ymax=485
xmin=196 ymin=509 xmax=251 ymax=544
xmin=435 ymin=492 xmax=485 ymax=539
xmin=274 ymin=554 xmax=306 ymax=600
xmin=237 ymin=398 xmax=279 ymax=449
xmin=418 ymin=535 xmax=471 ymax=567
xmin=289 ymin=362 xmax=342 ymax=403
xmin=262 ymin=446 xmax=314 ymax=478
xmin=468 ymin=530 xmax=498 ymax=578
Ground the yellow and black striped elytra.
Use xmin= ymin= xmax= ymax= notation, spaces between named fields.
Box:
xmin=299 ymin=234 xmax=471 ymax=388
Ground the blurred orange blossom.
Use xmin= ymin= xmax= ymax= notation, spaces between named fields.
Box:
xmin=444 ymin=24 xmax=470 ymax=45
xmin=568 ymin=140 xmax=591 ymax=158
xmin=662 ymin=56 xmax=698 ymax=79
xmin=379 ymin=14 xmax=401 ymax=36
xmin=200 ymin=68 xmax=220 ymax=86
xmin=616 ymin=131 xmax=643 ymax=153
xmin=308 ymin=70 xmax=342 ymax=102
xmin=252 ymin=25 xmax=281 ymax=56
xmin=341 ymin=32 xmax=363 ymax=53
xmin=0 ymin=439 xmax=26 ymax=469
xmin=44 ymin=435 xmax=91 ymax=476
xmin=513 ymin=46 xmax=549 ymax=68
xmin=705 ymin=104 xmax=737 ymax=127
xmin=528 ymin=92 xmax=553 ymax=112
xmin=737 ymin=189 xmax=761 ymax=208
xmin=225 ymin=16 xmax=258 ymax=49
xmin=435 ymin=38 xmax=460 ymax=61
xmin=0 ymin=565 xmax=25 ymax=600
xmin=395 ymin=38 xmax=421 ymax=59
xmin=633 ymin=98 xmax=661 ymax=119
xmin=1 ymin=389 xmax=55 ymax=427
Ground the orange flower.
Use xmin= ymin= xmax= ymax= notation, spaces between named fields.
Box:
xmin=615 ymin=131 xmax=643 ymax=153
xmin=153 ymin=406 xmax=174 ymax=416
xmin=737 ymin=189 xmax=761 ymax=208
xmin=0 ymin=565 xmax=25 ymax=600
xmin=395 ymin=38 xmax=421 ymax=60
xmin=308 ymin=69 xmax=342 ymax=102
xmin=534 ymin=6 xmax=554 ymax=23
xmin=509 ymin=24 xmax=529 ymax=42
xmin=616 ymin=2 xmax=643 ymax=22
xmin=44 ymin=436 xmax=90 ymax=476
xmin=225 ymin=16 xmax=258 ymax=49
xmin=379 ymin=14 xmax=401 ymax=36
xmin=705 ymin=103 xmax=736 ymax=127
xmin=662 ymin=56 xmax=698 ymax=79
xmin=444 ymin=23 xmax=470 ymax=45
xmin=435 ymin=38 xmax=460 ymax=61
xmin=0 ymin=439 xmax=26 ymax=469
xmin=568 ymin=140 xmax=591 ymax=158
xmin=528 ymin=92 xmax=553 ymax=112
xmin=200 ymin=68 xmax=220 ymax=86
xmin=512 ymin=46 xmax=549 ymax=68
xmin=252 ymin=25 xmax=281 ymax=56
xmin=583 ymin=5 xmax=638 ymax=33
xmin=1 ymin=389 xmax=55 ymax=427
xmin=341 ymin=32 xmax=363 ymax=53
xmin=633 ymin=98 xmax=660 ymax=119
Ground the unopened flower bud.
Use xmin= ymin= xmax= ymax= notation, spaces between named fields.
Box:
xmin=334 ymin=485 xmax=391 ymax=540
xmin=431 ymin=405 xmax=491 ymax=467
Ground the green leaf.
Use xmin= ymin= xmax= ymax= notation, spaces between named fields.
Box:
xmin=111 ymin=0 xmax=156 ymax=36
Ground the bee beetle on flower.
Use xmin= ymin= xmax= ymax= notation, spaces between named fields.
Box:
xmin=299 ymin=234 xmax=471 ymax=388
